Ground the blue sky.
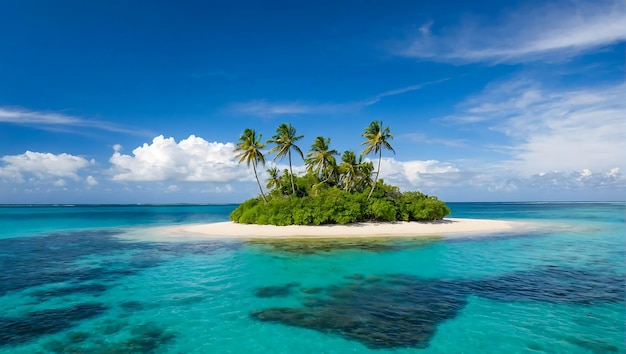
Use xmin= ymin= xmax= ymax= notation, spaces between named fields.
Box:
xmin=1 ymin=0 xmax=624 ymax=203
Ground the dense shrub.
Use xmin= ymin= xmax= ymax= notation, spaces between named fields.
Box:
xmin=369 ymin=198 xmax=397 ymax=221
xmin=230 ymin=178 xmax=450 ymax=225
xmin=400 ymin=191 xmax=451 ymax=221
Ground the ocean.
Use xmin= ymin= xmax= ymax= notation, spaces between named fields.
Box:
xmin=0 ymin=202 xmax=624 ymax=353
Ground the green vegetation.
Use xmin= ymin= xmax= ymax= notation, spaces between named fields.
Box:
xmin=361 ymin=120 xmax=395 ymax=200
xmin=267 ymin=123 xmax=304 ymax=195
xmin=234 ymin=128 xmax=268 ymax=203
xmin=231 ymin=121 xmax=450 ymax=226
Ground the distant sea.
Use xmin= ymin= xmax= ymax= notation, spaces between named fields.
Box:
xmin=0 ymin=203 xmax=624 ymax=353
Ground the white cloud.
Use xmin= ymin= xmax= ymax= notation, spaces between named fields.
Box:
xmin=86 ymin=175 xmax=98 ymax=186
xmin=374 ymin=157 xmax=624 ymax=199
xmin=200 ymin=184 xmax=234 ymax=194
xmin=230 ymin=79 xmax=449 ymax=117
xmin=218 ymin=184 xmax=233 ymax=193
xmin=401 ymin=0 xmax=626 ymax=63
xmin=526 ymin=169 xmax=624 ymax=191
xmin=109 ymin=135 xmax=249 ymax=182
xmin=444 ymin=80 xmax=626 ymax=174
xmin=229 ymin=99 xmax=352 ymax=117
xmin=247 ymin=153 xmax=623 ymax=199
xmin=0 ymin=107 xmax=151 ymax=136
xmin=377 ymin=157 xmax=459 ymax=188
xmin=418 ymin=20 xmax=433 ymax=36
xmin=0 ymin=151 xmax=91 ymax=182
xmin=363 ymin=78 xmax=451 ymax=106
xmin=400 ymin=132 xmax=467 ymax=148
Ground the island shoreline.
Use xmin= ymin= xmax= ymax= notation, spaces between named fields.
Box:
xmin=135 ymin=218 xmax=533 ymax=240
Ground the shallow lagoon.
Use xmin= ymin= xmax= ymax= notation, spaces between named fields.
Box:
xmin=0 ymin=203 xmax=624 ymax=353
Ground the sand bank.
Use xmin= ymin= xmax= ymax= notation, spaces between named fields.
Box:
xmin=150 ymin=218 xmax=529 ymax=239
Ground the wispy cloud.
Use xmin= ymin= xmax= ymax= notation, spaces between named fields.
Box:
xmin=442 ymin=79 xmax=626 ymax=174
xmin=363 ymin=78 xmax=450 ymax=106
xmin=229 ymin=100 xmax=352 ymax=117
xmin=401 ymin=0 xmax=626 ymax=63
xmin=230 ymin=79 xmax=449 ymax=117
xmin=418 ymin=20 xmax=433 ymax=36
xmin=400 ymin=132 xmax=467 ymax=148
xmin=0 ymin=107 xmax=152 ymax=136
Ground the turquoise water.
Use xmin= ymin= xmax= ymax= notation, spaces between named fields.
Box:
xmin=0 ymin=203 xmax=624 ymax=353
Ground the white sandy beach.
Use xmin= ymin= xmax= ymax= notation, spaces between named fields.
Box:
xmin=151 ymin=218 xmax=529 ymax=239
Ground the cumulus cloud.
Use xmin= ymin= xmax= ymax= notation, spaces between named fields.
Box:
xmin=0 ymin=151 xmax=91 ymax=182
xmin=377 ymin=158 xmax=459 ymax=188
xmin=86 ymin=175 xmax=98 ymax=186
xmin=443 ymin=80 xmax=626 ymax=175
xmin=527 ymin=169 xmax=623 ymax=190
xmin=234 ymin=152 xmax=623 ymax=199
xmin=400 ymin=0 xmax=626 ymax=63
xmin=372 ymin=156 xmax=624 ymax=200
xmin=109 ymin=135 xmax=249 ymax=182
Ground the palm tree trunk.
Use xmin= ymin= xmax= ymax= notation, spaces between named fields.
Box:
xmin=367 ymin=150 xmax=382 ymax=200
xmin=253 ymin=161 xmax=268 ymax=203
xmin=288 ymin=150 xmax=296 ymax=194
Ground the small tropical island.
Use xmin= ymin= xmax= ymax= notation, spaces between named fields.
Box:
xmin=230 ymin=121 xmax=450 ymax=226
xmin=151 ymin=121 xmax=523 ymax=239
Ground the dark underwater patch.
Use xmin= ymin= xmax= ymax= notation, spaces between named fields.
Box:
xmin=563 ymin=335 xmax=620 ymax=353
xmin=246 ymin=237 xmax=438 ymax=255
xmin=254 ymin=283 xmax=300 ymax=298
xmin=121 ymin=323 xmax=176 ymax=353
xmin=0 ymin=230 xmax=242 ymax=299
xmin=300 ymin=287 xmax=324 ymax=295
xmin=150 ymin=240 xmax=242 ymax=257
xmin=252 ymin=275 xmax=468 ymax=349
xmin=42 ymin=321 xmax=176 ymax=354
xmin=120 ymin=301 xmax=144 ymax=312
xmin=0 ymin=230 xmax=145 ymax=296
xmin=251 ymin=266 xmax=626 ymax=349
xmin=0 ymin=229 xmax=236 ymax=350
xmin=0 ymin=303 xmax=108 ymax=346
xmin=99 ymin=318 xmax=128 ymax=335
xmin=65 ymin=331 xmax=90 ymax=344
xmin=468 ymin=266 xmax=626 ymax=304
xmin=31 ymin=283 xmax=108 ymax=300
xmin=343 ymin=273 xmax=365 ymax=280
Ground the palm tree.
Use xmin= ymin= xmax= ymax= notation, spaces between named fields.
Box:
xmin=266 ymin=167 xmax=280 ymax=191
xmin=339 ymin=150 xmax=374 ymax=192
xmin=339 ymin=150 xmax=358 ymax=192
xmin=305 ymin=136 xmax=338 ymax=183
xmin=361 ymin=121 xmax=395 ymax=200
xmin=234 ymin=128 xmax=268 ymax=203
xmin=267 ymin=123 xmax=304 ymax=194
xmin=279 ymin=168 xmax=291 ymax=195
xmin=355 ymin=157 xmax=374 ymax=193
